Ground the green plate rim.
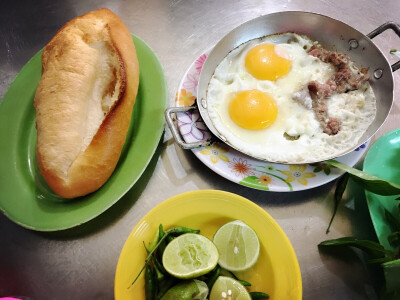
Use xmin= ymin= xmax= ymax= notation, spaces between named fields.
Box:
xmin=0 ymin=34 xmax=167 ymax=231
xmin=364 ymin=128 xmax=400 ymax=249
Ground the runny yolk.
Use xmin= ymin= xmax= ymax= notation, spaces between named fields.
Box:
xmin=245 ymin=43 xmax=291 ymax=81
xmin=229 ymin=89 xmax=277 ymax=130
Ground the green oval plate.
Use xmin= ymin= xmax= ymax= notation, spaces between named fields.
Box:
xmin=364 ymin=128 xmax=400 ymax=250
xmin=0 ymin=35 xmax=167 ymax=231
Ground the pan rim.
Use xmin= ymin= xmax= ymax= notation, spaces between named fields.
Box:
xmin=196 ymin=11 xmax=394 ymax=164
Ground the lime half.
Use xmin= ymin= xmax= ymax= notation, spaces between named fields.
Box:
xmin=213 ymin=220 xmax=260 ymax=271
xmin=162 ymin=233 xmax=219 ymax=279
xmin=209 ymin=276 xmax=251 ymax=300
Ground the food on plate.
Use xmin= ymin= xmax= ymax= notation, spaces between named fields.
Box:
xmin=162 ymin=233 xmax=219 ymax=279
xmin=207 ymin=33 xmax=376 ymax=163
xmin=34 ymin=8 xmax=139 ymax=198
xmin=131 ymin=222 xmax=268 ymax=299
xmin=209 ymin=276 xmax=252 ymax=300
xmin=213 ymin=220 xmax=260 ymax=272
xmin=160 ymin=280 xmax=208 ymax=300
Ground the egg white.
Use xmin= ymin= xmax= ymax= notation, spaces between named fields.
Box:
xmin=207 ymin=33 xmax=376 ymax=163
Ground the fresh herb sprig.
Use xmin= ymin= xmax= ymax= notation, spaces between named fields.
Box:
xmin=319 ymin=206 xmax=400 ymax=298
xmin=129 ymin=225 xmax=200 ymax=288
xmin=326 ymin=160 xmax=400 ymax=196
xmin=134 ymin=224 xmax=270 ymax=299
xmin=324 ymin=160 xmax=400 ymax=233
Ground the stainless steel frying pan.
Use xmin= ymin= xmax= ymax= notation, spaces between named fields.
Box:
xmin=166 ymin=11 xmax=399 ymax=163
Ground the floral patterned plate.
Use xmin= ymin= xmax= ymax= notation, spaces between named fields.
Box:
xmin=174 ymin=52 xmax=369 ymax=192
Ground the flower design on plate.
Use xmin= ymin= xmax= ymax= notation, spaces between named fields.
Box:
xmin=310 ymin=162 xmax=332 ymax=175
xmin=228 ymin=158 xmax=255 ymax=178
xmin=195 ymin=54 xmax=207 ymax=74
xmin=265 ymin=165 xmax=275 ymax=172
xmin=258 ymin=175 xmax=272 ymax=185
xmin=178 ymin=111 xmax=208 ymax=141
xmin=354 ymin=143 xmax=367 ymax=151
xmin=175 ymin=89 xmax=196 ymax=107
xmin=182 ymin=73 xmax=199 ymax=90
xmin=280 ymin=164 xmax=316 ymax=186
xmin=200 ymin=143 xmax=229 ymax=164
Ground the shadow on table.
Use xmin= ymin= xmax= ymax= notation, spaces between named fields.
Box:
xmin=317 ymin=178 xmax=383 ymax=299
xmin=38 ymin=137 xmax=166 ymax=239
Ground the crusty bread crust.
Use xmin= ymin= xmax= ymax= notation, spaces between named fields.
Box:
xmin=34 ymin=8 xmax=139 ymax=198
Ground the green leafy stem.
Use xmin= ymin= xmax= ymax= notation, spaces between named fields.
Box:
xmin=320 ymin=160 xmax=400 ymax=297
xmin=326 ymin=160 xmax=400 ymax=196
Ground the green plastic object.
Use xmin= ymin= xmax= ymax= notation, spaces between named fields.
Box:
xmin=364 ymin=128 xmax=400 ymax=250
xmin=0 ymin=35 xmax=167 ymax=231
xmin=382 ymin=259 xmax=400 ymax=294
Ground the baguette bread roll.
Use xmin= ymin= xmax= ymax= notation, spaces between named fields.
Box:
xmin=34 ymin=8 xmax=139 ymax=198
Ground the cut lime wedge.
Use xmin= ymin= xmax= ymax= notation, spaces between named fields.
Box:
xmin=160 ymin=279 xmax=208 ymax=300
xmin=209 ymin=276 xmax=251 ymax=300
xmin=162 ymin=233 xmax=219 ymax=279
xmin=213 ymin=220 xmax=260 ymax=271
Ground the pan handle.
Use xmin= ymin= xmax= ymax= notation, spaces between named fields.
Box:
xmin=165 ymin=106 xmax=212 ymax=149
xmin=367 ymin=21 xmax=400 ymax=72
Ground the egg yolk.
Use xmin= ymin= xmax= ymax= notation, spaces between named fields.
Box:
xmin=229 ymin=90 xmax=277 ymax=130
xmin=245 ymin=44 xmax=291 ymax=81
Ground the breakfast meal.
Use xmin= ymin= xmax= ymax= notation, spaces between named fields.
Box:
xmin=207 ymin=33 xmax=376 ymax=163
xmin=132 ymin=220 xmax=268 ymax=299
xmin=34 ymin=8 xmax=139 ymax=198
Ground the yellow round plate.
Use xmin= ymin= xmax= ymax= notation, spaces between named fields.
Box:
xmin=114 ymin=190 xmax=302 ymax=299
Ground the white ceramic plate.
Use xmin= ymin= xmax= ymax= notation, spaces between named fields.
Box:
xmin=174 ymin=51 xmax=368 ymax=192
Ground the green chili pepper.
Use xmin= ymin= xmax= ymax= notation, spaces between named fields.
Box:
xmin=166 ymin=235 xmax=175 ymax=244
xmin=157 ymin=276 xmax=178 ymax=299
xmin=218 ymin=268 xmax=251 ymax=286
xmin=219 ymin=267 xmax=238 ymax=279
xmin=157 ymin=225 xmax=167 ymax=261
xmin=238 ymin=279 xmax=251 ymax=286
xmin=151 ymin=257 xmax=166 ymax=281
xmin=145 ymin=265 xmax=157 ymax=300
xmin=167 ymin=226 xmax=200 ymax=235
xmin=250 ymin=291 xmax=270 ymax=299
xmin=205 ymin=265 xmax=221 ymax=289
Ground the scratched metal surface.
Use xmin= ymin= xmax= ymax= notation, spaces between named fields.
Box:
xmin=0 ymin=0 xmax=399 ymax=299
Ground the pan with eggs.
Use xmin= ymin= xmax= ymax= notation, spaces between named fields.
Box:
xmin=205 ymin=33 xmax=377 ymax=163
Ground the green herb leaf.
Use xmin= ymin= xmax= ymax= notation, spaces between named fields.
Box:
xmin=326 ymin=173 xmax=350 ymax=234
xmin=385 ymin=209 xmax=400 ymax=231
xmin=318 ymin=237 xmax=395 ymax=262
xmin=390 ymin=49 xmax=397 ymax=53
xmin=326 ymin=160 xmax=400 ymax=196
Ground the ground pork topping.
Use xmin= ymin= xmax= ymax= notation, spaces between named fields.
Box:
xmin=293 ymin=45 xmax=370 ymax=136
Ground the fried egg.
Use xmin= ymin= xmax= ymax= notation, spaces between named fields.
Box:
xmin=207 ymin=33 xmax=376 ymax=163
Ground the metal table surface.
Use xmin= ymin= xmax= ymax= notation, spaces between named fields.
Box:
xmin=0 ymin=0 xmax=399 ymax=299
